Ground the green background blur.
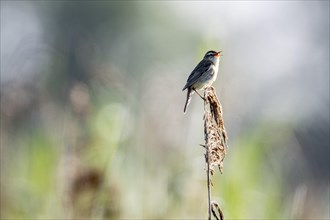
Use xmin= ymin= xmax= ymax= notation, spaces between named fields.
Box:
xmin=1 ymin=1 xmax=329 ymax=219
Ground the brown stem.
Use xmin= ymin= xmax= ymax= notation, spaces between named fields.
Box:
xmin=203 ymin=87 xmax=227 ymax=220
xmin=206 ymin=147 xmax=211 ymax=220
xmin=204 ymin=90 xmax=212 ymax=220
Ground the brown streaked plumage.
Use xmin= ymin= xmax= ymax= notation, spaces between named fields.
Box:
xmin=183 ymin=50 xmax=222 ymax=113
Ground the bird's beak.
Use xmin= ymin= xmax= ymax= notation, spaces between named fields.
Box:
xmin=215 ymin=51 xmax=222 ymax=57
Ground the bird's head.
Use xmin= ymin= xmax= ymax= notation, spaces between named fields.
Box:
xmin=204 ymin=50 xmax=222 ymax=61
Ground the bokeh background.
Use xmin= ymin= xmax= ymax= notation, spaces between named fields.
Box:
xmin=1 ymin=1 xmax=329 ymax=219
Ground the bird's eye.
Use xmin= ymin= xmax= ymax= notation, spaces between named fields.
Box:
xmin=206 ymin=51 xmax=216 ymax=57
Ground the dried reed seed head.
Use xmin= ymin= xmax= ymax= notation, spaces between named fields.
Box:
xmin=203 ymin=87 xmax=228 ymax=175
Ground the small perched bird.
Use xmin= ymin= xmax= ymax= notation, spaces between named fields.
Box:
xmin=182 ymin=50 xmax=222 ymax=113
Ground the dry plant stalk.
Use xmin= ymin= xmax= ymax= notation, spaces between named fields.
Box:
xmin=204 ymin=86 xmax=228 ymax=174
xmin=211 ymin=201 xmax=224 ymax=220
xmin=203 ymin=86 xmax=228 ymax=220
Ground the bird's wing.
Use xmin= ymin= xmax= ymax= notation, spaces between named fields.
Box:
xmin=182 ymin=59 xmax=212 ymax=90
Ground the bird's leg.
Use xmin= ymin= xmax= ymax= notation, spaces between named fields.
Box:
xmin=193 ymin=88 xmax=206 ymax=101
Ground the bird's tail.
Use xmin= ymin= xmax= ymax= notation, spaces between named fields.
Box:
xmin=183 ymin=88 xmax=193 ymax=113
